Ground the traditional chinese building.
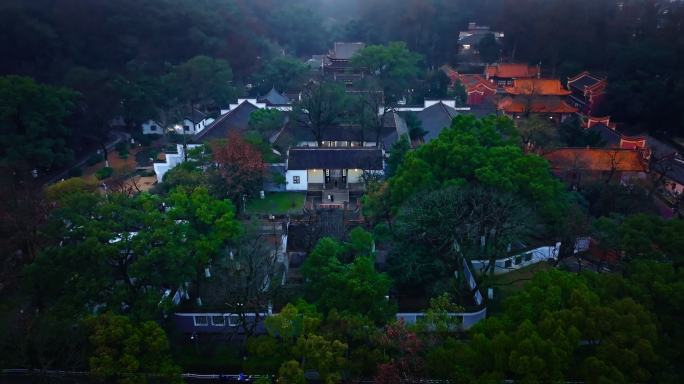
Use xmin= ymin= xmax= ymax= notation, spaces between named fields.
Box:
xmin=497 ymin=78 xmax=577 ymax=120
xmin=543 ymin=148 xmax=648 ymax=186
xmin=323 ymin=42 xmax=365 ymax=75
xmin=484 ymin=63 xmax=540 ymax=87
xmin=567 ymin=71 xmax=607 ymax=115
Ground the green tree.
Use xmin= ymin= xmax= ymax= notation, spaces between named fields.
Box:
xmin=166 ymin=55 xmax=234 ymax=112
xmin=386 ymin=135 xmax=411 ymax=178
xmin=301 ymin=237 xmax=394 ymax=324
xmin=248 ymin=108 xmax=285 ymax=141
xmin=516 ymin=115 xmax=560 ymax=150
xmin=351 ymin=42 xmax=423 ymax=102
xmin=391 ymin=185 xmax=533 ymax=296
xmin=252 ymin=56 xmax=308 ymax=94
xmin=84 ymin=313 xmax=180 ymax=384
xmin=278 ymin=360 xmax=306 ymax=384
xmin=477 ymin=33 xmax=501 ymax=64
xmin=292 ymin=82 xmax=348 ymax=146
xmin=25 ymin=187 xmax=240 ymax=320
xmin=388 ymin=115 xmax=566 ymax=221
xmin=416 ymin=293 xmax=465 ymax=334
xmin=0 ymin=75 xmax=78 ymax=175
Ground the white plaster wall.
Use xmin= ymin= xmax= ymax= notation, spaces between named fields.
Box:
xmin=286 ymin=170 xmax=307 ymax=191
xmin=471 ymin=243 xmax=561 ymax=275
xmin=307 ymin=169 xmax=324 ymax=184
xmin=142 ymin=120 xmax=162 ymax=135
xmin=347 ymin=169 xmax=363 ymax=183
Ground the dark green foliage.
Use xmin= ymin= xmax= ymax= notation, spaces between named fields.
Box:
xmin=581 ymin=183 xmax=658 ymax=218
xmin=390 ymin=185 xmax=533 ymax=295
xmin=0 ymin=76 xmax=78 ymax=173
xmin=558 ymin=116 xmax=604 ymax=147
xmin=95 ymin=166 xmax=113 ymax=180
xmin=86 ymin=154 xmax=104 ymax=166
xmin=386 ymin=135 xmax=411 ymax=178
xmin=301 ymin=237 xmax=395 ymax=324
xmin=251 ymin=56 xmax=308 ymax=95
xmin=388 ymin=115 xmax=567 ymax=220
xmin=477 ymin=33 xmax=501 ymax=64
xmin=351 ymin=42 xmax=423 ymax=102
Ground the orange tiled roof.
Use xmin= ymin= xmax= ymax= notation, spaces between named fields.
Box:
xmin=485 ymin=63 xmax=539 ymax=79
xmin=498 ymin=97 xmax=578 ymax=114
xmin=458 ymin=74 xmax=496 ymax=92
xmin=544 ymin=148 xmax=646 ymax=172
xmin=504 ymin=79 xmax=571 ymax=96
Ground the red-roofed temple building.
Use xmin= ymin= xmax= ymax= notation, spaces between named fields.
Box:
xmin=567 ymin=71 xmax=607 ymax=115
xmin=543 ymin=148 xmax=648 ymax=187
xmin=485 ymin=63 xmax=540 ymax=87
xmin=497 ymin=78 xmax=577 ymax=120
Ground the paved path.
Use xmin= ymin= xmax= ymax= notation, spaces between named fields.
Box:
xmin=41 ymin=130 xmax=130 ymax=185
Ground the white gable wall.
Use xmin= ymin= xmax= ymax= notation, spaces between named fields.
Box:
xmin=285 ymin=170 xmax=307 ymax=191
xmin=142 ymin=120 xmax=163 ymax=135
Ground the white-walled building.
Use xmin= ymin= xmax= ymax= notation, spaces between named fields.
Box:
xmin=141 ymin=119 xmax=164 ymax=135
xmin=153 ymin=144 xmax=202 ymax=182
xmin=285 ymin=147 xmax=384 ymax=191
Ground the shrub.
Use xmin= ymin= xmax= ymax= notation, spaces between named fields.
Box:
xmin=272 ymin=173 xmax=286 ymax=186
xmin=95 ymin=167 xmax=113 ymax=180
xmin=115 ymin=141 xmax=128 ymax=153
xmin=86 ymin=154 xmax=103 ymax=166
xmin=68 ymin=167 xmax=83 ymax=177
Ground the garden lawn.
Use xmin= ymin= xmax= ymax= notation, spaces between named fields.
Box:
xmin=246 ymin=192 xmax=304 ymax=214
xmin=481 ymin=261 xmax=553 ymax=314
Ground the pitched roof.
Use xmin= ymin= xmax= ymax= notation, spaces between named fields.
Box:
xmin=287 ymin=147 xmax=383 ymax=170
xmin=458 ymin=73 xmax=497 ymax=92
xmin=381 ymin=112 xmax=409 ymax=148
xmin=193 ymin=101 xmax=258 ymax=142
xmin=587 ymin=123 xmax=620 ymax=146
xmin=416 ymin=102 xmax=460 ymax=142
xmin=498 ymin=96 xmax=578 ymax=114
xmin=504 ymin=79 xmax=571 ymax=96
xmin=660 ymin=155 xmax=684 ymax=184
xmin=330 ymin=42 xmax=365 ymax=60
xmin=485 ymin=63 xmax=539 ymax=79
xmin=259 ymin=87 xmax=291 ymax=105
xmin=567 ymin=71 xmax=606 ymax=92
xmin=184 ymin=109 xmax=208 ymax=123
xmin=544 ymin=148 xmax=646 ymax=172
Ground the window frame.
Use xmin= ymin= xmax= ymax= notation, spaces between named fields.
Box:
xmin=293 ymin=175 xmax=300 ymax=184
xmin=193 ymin=315 xmax=209 ymax=326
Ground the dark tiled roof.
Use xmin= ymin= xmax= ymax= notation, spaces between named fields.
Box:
xmin=458 ymin=32 xmax=490 ymax=46
xmin=287 ymin=147 xmax=383 ymax=170
xmin=646 ymin=135 xmax=678 ymax=159
xmin=661 ymin=156 xmax=684 ymax=184
xmin=417 ymin=102 xmax=460 ymax=142
xmin=568 ymin=72 xmax=605 ymax=91
xmin=588 ymin=123 xmax=620 ymax=146
xmin=259 ymin=87 xmax=290 ymax=105
xmin=193 ymin=101 xmax=258 ymax=142
xmin=331 ymin=42 xmax=365 ymax=60
xmin=184 ymin=109 xmax=208 ymax=123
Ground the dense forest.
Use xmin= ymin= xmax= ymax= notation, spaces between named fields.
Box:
xmin=1 ymin=0 xmax=684 ymax=139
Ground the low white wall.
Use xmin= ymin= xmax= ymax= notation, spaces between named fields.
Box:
xmin=396 ymin=307 xmax=487 ymax=330
xmin=286 ymin=170 xmax=307 ymax=191
xmin=471 ymin=242 xmax=561 ymax=275
xmin=154 ymin=144 xmax=201 ymax=182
